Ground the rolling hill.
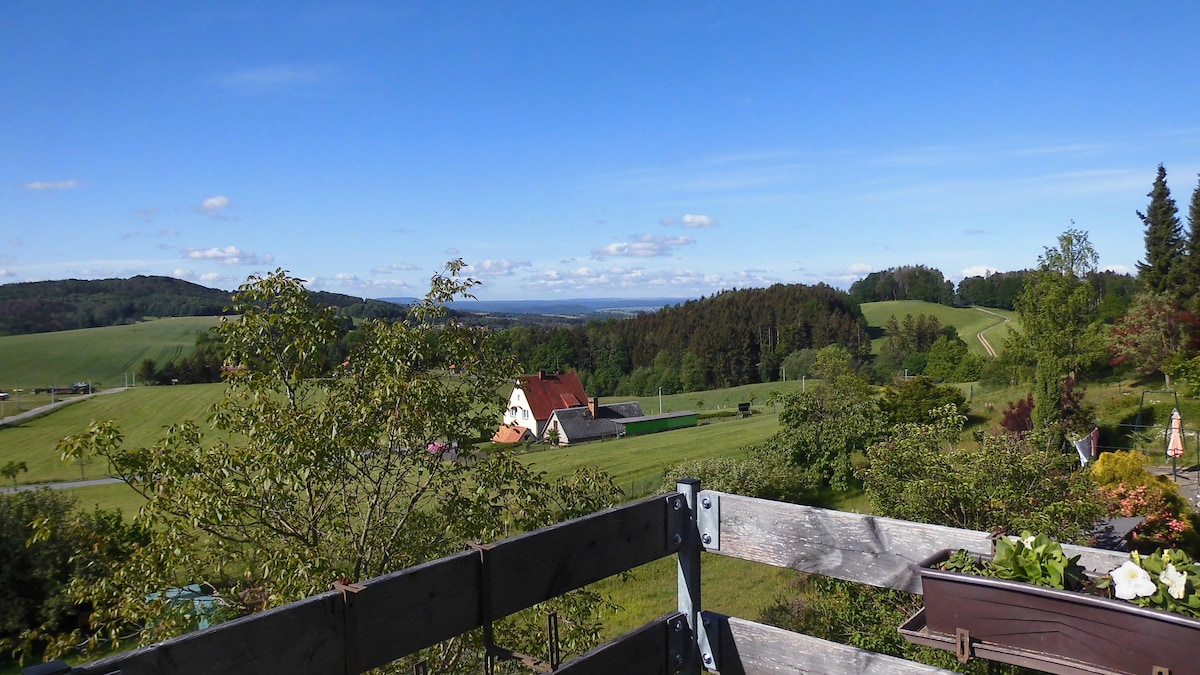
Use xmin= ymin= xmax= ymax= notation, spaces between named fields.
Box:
xmin=859 ymin=300 xmax=1020 ymax=357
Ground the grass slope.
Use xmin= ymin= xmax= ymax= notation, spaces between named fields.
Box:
xmin=0 ymin=316 xmax=221 ymax=390
xmin=859 ymin=300 xmax=1020 ymax=357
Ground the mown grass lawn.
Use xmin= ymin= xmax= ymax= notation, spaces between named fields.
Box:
xmin=859 ymin=300 xmax=1019 ymax=358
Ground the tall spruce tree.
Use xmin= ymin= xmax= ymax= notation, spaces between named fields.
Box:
xmin=1137 ymin=164 xmax=1185 ymax=298
xmin=1185 ymin=174 xmax=1200 ymax=310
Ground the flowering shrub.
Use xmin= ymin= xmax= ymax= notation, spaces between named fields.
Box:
xmin=1098 ymin=481 xmax=1191 ymax=546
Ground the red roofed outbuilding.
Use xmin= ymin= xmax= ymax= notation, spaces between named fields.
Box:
xmin=502 ymin=371 xmax=588 ymax=438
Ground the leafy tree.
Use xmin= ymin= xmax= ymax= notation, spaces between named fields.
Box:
xmin=1006 ymin=229 xmax=1106 ymax=450
xmin=1 ymin=491 xmax=146 ymax=662
xmin=49 ymin=264 xmax=621 ymax=668
xmin=860 ymin=406 xmax=1104 ymax=544
xmin=769 ymin=359 xmax=884 ymax=491
xmin=1109 ymin=292 xmax=1196 ymax=388
xmin=136 ymin=358 xmax=157 ymax=387
xmin=1137 ymin=164 xmax=1185 ymax=298
xmin=1 ymin=461 xmax=26 ymax=486
xmin=879 ymin=377 xmax=967 ymax=426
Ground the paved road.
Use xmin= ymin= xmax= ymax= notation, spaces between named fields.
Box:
xmin=0 ymin=386 xmax=129 ymax=427
xmin=0 ymin=476 xmax=125 ymax=494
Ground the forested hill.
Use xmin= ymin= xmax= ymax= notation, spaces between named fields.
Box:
xmin=0 ymin=276 xmax=407 ymax=336
xmin=499 ymin=282 xmax=868 ymax=393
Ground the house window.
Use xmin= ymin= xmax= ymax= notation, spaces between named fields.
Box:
xmin=522 ymin=409 xmax=529 ymax=419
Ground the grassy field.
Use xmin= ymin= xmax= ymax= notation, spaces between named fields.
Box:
xmin=619 ymin=378 xmax=813 ymax=416
xmin=0 ymin=383 xmax=226 ymax=484
xmin=0 ymin=316 xmax=220 ymax=391
xmin=859 ymin=300 xmax=1019 ymax=357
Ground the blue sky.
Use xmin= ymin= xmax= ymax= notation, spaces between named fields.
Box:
xmin=5 ymin=2 xmax=1200 ymax=300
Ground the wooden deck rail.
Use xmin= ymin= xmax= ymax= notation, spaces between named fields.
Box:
xmin=55 ymin=482 xmax=1128 ymax=675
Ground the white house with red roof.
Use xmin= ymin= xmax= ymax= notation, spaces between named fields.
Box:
xmin=501 ymin=370 xmax=588 ymax=438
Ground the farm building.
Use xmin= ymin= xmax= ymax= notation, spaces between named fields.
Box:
xmin=614 ymin=410 xmax=697 ymax=437
xmin=543 ymin=399 xmax=644 ymax=446
xmin=501 ymin=370 xmax=587 ymax=438
xmin=490 ymin=423 xmax=534 ymax=444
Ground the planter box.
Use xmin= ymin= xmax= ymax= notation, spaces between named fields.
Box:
xmin=913 ymin=549 xmax=1200 ymax=675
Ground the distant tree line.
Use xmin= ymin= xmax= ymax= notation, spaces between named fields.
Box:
xmin=0 ymin=275 xmax=411 ymax=336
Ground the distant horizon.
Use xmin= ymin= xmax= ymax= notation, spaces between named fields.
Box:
xmin=6 ymin=4 xmax=1197 ymax=299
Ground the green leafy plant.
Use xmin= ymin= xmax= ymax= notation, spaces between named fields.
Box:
xmin=1098 ymin=548 xmax=1200 ymax=618
xmin=938 ymin=532 xmax=1086 ymax=592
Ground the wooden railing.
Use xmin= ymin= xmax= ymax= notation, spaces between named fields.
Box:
xmin=53 ymin=480 xmax=1127 ymax=675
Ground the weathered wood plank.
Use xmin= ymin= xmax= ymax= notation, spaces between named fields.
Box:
xmin=554 ymin=613 xmax=680 ymax=675
xmin=716 ymin=616 xmax=956 ymax=675
xmin=487 ymin=493 xmax=680 ymax=618
xmin=353 ymin=550 xmax=480 ymax=672
xmin=708 ymin=493 xmax=1126 ymax=594
xmin=77 ymin=592 xmax=344 ymax=675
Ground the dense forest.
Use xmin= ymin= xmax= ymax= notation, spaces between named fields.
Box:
xmin=0 ymin=276 xmax=409 ymax=336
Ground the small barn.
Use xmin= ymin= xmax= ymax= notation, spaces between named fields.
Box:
xmin=614 ymin=410 xmax=698 ymax=438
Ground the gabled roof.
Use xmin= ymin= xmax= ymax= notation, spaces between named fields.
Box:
xmin=516 ymin=372 xmax=588 ymax=421
xmin=491 ymin=424 xmax=532 ymax=444
xmin=549 ymin=401 xmax=645 ymax=445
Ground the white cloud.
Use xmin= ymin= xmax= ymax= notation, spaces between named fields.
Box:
xmin=172 ymin=268 xmax=195 ymax=280
xmin=21 ymin=180 xmax=81 ymax=191
xmin=681 ymin=214 xmax=718 ymax=228
xmin=305 ymin=275 xmax=413 ymax=294
xmin=333 ymin=272 xmax=358 ymax=281
xmin=446 ymin=247 xmax=460 ymax=255
xmin=1104 ymin=264 xmax=1132 ymax=275
xmin=182 ymin=245 xmax=273 ymax=266
xmin=199 ymin=272 xmax=227 ymax=283
xmin=198 ymin=195 xmax=232 ymax=219
xmin=0 ymin=269 xmax=14 ymax=278
xmin=466 ymin=259 xmax=532 ymax=277
xmin=960 ymin=265 xmax=999 ymax=278
xmin=371 ymin=262 xmax=418 ymax=274
xmin=592 ymin=235 xmax=695 ymax=258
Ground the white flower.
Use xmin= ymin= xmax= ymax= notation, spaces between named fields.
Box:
xmin=1161 ymin=563 xmax=1188 ymax=600
xmin=1021 ymin=535 xmax=1037 ymax=548
xmin=1111 ymin=561 xmax=1157 ymax=600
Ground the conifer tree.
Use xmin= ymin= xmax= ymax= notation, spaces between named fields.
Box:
xmin=1137 ymin=164 xmax=1184 ymax=298
xmin=1184 ymin=174 xmax=1200 ymax=310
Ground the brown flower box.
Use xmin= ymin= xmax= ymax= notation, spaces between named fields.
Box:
xmin=910 ymin=549 xmax=1200 ymax=675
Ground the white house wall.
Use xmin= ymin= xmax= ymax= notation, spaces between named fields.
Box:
xmin=502 ymin=387 xmax=542 ymax=436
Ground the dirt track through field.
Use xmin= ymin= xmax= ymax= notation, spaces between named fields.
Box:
xmin=973 ymin=306 xmax=1010 ymax=358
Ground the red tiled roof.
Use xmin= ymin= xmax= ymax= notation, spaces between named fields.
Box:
xmin=491 ymin=424 xmax=531 ymax=443
xmin=518 ymin=372 xmax=588 ymax=421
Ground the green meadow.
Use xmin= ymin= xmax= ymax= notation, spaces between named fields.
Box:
xmin=0 ymin=316 xmax=220 ymax=390
xmin=859 ymin=300 xmax=1019 ymax=357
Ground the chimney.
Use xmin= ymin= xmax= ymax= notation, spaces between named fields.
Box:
xmin=588 ymin=396 xmax=598 ymax=418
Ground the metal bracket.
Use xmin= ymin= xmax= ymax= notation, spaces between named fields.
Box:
xmin=667 ymin=493 xmax=688 ymax=551
xmin=697 ymin=491 xmax=720 ymax=551
xmin=666 ymin=613 xmax=690 ymax=672
xmin=1153 ymin=667 xmax=1170 ymax=675
xmin=698 ymin=611 xmax=721 ymax=671
xmin=955 ymin=628 xmax=972 ymax=664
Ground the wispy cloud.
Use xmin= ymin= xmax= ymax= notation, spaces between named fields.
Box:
xmin=217 ymin=64 xmax=337 ymax=92
xmin=305 ymin=274 xmax=412 ymax=293
xmin=0 ymin=269 xmax=14 ymax=278
xmin=662 ymin=214 xmax=719 ymax=228
xmin=371 ymin=262 xmax=418 ymax=274
xmin=592 ymin=235 xmax=695 ymax=258
xmin=182 ymin=245 xmax=273 ymax=266
xmin=21 ymin=179 xmax=82 ymax=191
xmin=959 ymin=265 xmax=999 ymax=278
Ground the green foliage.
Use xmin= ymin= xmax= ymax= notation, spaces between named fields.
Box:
xmin=1102 ymin=548 xmax=1200 ymax=617
xmin=659 ymin=443 xmax=809 ymax=503
xmin=860 ymin=406 xmax=1104 ymax=543
xmin=1 ymin=490 xmax=146 ymax=662
xmin=49 ymin=263 xmax=623 ymax=666
xmin=1109 ymin=292 xmax=1194 ymax=388
xmin=848 ymin=265 xmax=954 ymax=305
xmin=938 ymin=533 xmax=1087 ymax=591
xmin=0 ymin=461 xmax=27 ymax=486
xmin=770 ymin=366 xmax=884 ymax=491
xmin=879 ymin=377 xmax=967 ymax=426
xmin=1089 ymin=449 xmax=1153 ymax=485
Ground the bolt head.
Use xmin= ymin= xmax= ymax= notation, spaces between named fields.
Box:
xmin=672 ymin=498 xmax=682 ymax=511
xmin=673 ymin=533 xmax=682 ymax=545
xmin=703 ymin=653 xmax=713 ymax=665
xmin=701 ymin=497 xmax=712 ymax=509
xmin=701 ymin=533 xmax=712 ymax=545
xmin=674 ymin=654 xmax=684 ymax=665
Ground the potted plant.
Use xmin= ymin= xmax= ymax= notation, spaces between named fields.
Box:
xmin=910 ymin=532 xmax=1200 ymax=674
